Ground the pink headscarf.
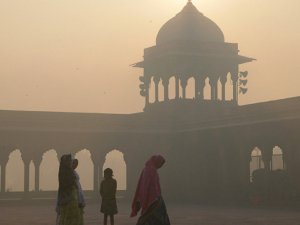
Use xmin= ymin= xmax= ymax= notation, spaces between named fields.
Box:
xmin=130 ymin=155 xmax=165 ymax=217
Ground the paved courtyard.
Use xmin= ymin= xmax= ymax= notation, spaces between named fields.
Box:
xmin=1 ymin=200 xmax=300 ymax=225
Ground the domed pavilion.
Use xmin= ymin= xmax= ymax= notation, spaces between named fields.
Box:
xmin=133 ymin=0 xmax=254 ymax=111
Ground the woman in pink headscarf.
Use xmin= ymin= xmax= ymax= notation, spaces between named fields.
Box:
xmin=130 ymin=155 xmax=170 ymax=225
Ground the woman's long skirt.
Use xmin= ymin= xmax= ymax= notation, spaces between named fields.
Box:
xmin=137 ymin=197 xmax=170 ymax=225
xmin=59 ymin=187 xmax=82 ymax=225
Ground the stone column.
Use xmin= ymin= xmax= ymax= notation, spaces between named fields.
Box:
xmin=231 ymin=70 xmax=239 ymax=103
xmin=180 ymin=78 xmax=188 ymax=99
xmin=93 ymin=161 xmax=99 ymax=193
xmin=91 ymin=152 xmax=106 ymax=193
xmin=210 ymin=76 xmax=219 ymax=101
xmin=175 ymin=76 xmax=180 ymax=99
xmin=215 ymin=79 xmax=218 ymax=100
xmin=33 ymin=155 xmax=42 ymax=192
xmin=198 ymin=78 xmax=205 ymax=100
xmin=162 ymin=78 xmax=169 ymax=101
xmin=145 ymin=80 xmax=150 ymax=106
xmin=194 ymin=76 xmax=199 ymax=99
xmin=22 ymin=154 xmax=32 ymax=194
xmin=0 ymin=155 xmax=9 ymax=193
xmin=210 ymin=80 xmax=214 ymax=100
xmin=153 ymin=76 xmax=160 ymax=103
xmin=220 ymin=75 xmax=227 ymax=101
xmin=262 ymin=148 xmax=272 ymax=171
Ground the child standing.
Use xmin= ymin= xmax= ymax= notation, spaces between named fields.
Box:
xmin=100 ymin=168 xmax=118 ymax=225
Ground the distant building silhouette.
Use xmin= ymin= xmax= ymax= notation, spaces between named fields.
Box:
xmin=0 ymin=1 xmax=299 ymax=203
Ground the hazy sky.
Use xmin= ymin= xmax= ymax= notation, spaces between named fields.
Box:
xmin=1 ymin=0 xmax=300 ymax=113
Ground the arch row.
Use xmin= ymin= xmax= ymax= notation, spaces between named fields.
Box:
xmin=144 ymin=71 xmax=237 ymax=105
xmin=250 ymin=146 xmax=285 ymax=180
xmin=0 ymin=145 xmax=134 ymax=196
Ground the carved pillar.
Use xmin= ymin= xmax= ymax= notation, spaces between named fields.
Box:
xmin=220 ymin=75 xmax=227 ymax=101
xmin=33 ymin=155 xmax=42 ymax=192
xmin=198 ymin=78 xmax=205 ymax=100
xmin=175 ymin=76 xmax=180 ymax=99
xmin=144 ymin=79 xmax=150 ymax=106
xmin=261 ymin=148 xmax=272 ymax=172
xmin=93 ymin=161 xmax=100 ymax=193
xmin=209 ymin=79 xmax=214 ymax=100
xmin=22 ymin=154 xmax=32 ymax=193
xmin=91 ymin=152 xmax=106 ymax=193
xmin=153 ymin=76 xmax=160 ymax=103
xmin=180 ymin=78 xmax=188 ymax=99
xmin=215 ymin=79 xmax=218 ymax=100
xmin=194 ymin=76 xmax=199 ymax=99
xmin=231 ymin=70 xmax=239 ymax=103
xmin=162 ymin=78 xmax=169 ymax=101
xmin=209 ymin=76 xmax=219 ymax=101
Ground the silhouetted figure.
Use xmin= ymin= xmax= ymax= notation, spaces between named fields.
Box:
xmin=131 ymin=155 xmax=170 ymax=225
xmin=100 ymin=168 xmax=118 ymax=225
xmin=72 ymin=159 xmax=85 ymax=225
xmin=56 ymin=154 xmax=81 ymax=225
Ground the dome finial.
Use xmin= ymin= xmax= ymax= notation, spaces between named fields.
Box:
xmin=188 ymin=0 xmax=192 ymax=2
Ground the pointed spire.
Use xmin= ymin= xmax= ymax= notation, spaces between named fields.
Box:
xmin=180 ymin=0 xmax=202 ymax=16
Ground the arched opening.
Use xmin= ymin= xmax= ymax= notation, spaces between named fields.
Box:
xmin=6 ymin=149 xmax=24 ymax=192
xmin=168 ymin=76 xmax=176 ymax=100
xmin=250 ymin=147 xmax=264 ymax=181
xmin=29 ymin=161 xmax=35 ymax=191
xmin=225 ymin=73 xmax=233 ymax=101
xmin=186 ymin=77 xmax=195 ymax=99
xmin=74 ymin=149 xmax=93 ymax=190
xmin=272 ymin=146 xmax=284 ymax=170
xmin=103 ymin=150 xmax=126 ymax=190
xmin=203 ymin=77 xmax=211 ymax=100
xmin=40 ymin=149 xmax=59 ymax=191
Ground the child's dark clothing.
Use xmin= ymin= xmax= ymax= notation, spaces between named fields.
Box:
xmin=100 ymin=178 xmax=118 ymax=215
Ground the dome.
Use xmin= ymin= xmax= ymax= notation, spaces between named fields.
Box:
xmin=156 ymin=1 xmax=225 ymax=45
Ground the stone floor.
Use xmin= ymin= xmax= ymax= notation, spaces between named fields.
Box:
xmin=1 ymin=200 xmax=300 ymax=225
